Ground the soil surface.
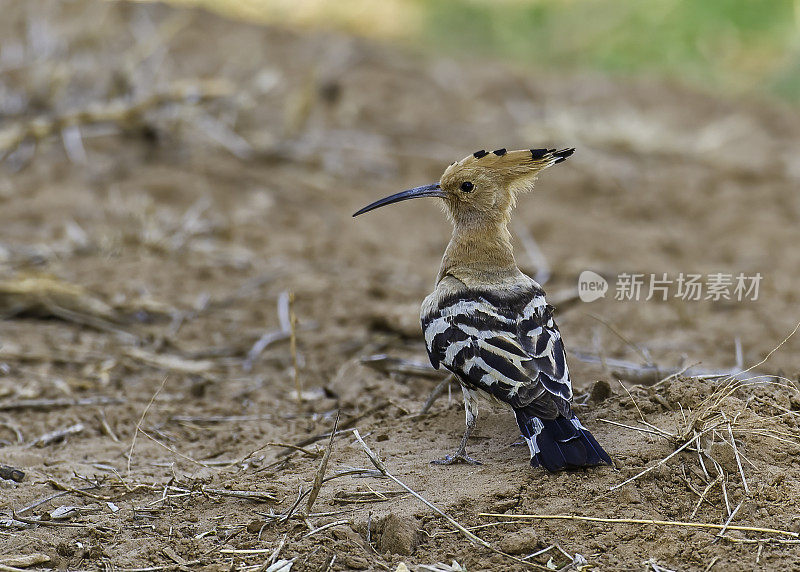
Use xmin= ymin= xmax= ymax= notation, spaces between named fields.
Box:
xmin=2 ymin=2 xmax=800 ymax=571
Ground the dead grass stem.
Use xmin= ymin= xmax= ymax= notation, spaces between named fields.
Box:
xmin=479 ymin=513 xmax=799 ymax=539
xmin=127 ymin=376 xmax=168 ymax=475
xmin=304 ymin=412 xmax=339 ymax=516
xmin=288 ymin=291 xmax=301 ymax=409
xmin=353 ymin=429 xmax=552 ymax=570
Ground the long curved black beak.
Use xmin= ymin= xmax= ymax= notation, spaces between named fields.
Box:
xmin=352 ymin=183 xmax=445 ymax=217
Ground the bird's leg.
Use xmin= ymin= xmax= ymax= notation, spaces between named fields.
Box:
xmin=431 ymin=385 xmax=481 ymax=465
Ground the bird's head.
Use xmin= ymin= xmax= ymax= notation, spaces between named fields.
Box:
xmin=353 ymin=148 xmax=574 ymax=228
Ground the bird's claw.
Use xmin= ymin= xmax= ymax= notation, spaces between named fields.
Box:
xmin=431 ymin=452 xmax=482 ymax=466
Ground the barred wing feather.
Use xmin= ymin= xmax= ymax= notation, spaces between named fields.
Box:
xmin=422 ymin=289 xmax=573 ymax=418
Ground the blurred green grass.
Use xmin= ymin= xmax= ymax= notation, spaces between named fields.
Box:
xmin=172 ymin=0 xmax=800 ymax=101
xmin=421 ymin=0 xmax=800 ymax=100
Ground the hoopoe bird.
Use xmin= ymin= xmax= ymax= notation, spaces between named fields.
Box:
xmin=353 ymin=148 xmax=612 ymax=472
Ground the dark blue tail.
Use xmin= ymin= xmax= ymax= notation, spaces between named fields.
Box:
xmin=515 ymin=411 xmax=612 ymax=472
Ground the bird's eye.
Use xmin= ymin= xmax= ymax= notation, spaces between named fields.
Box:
xmin=460 ymin=181 xmax=474 ymax=193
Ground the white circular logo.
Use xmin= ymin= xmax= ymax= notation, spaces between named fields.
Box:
xmin=578 ymin=270 xmax=608 ymax=302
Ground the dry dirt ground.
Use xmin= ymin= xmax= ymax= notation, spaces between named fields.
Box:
xmin=2 ymin=1 xmax=800 ymax=570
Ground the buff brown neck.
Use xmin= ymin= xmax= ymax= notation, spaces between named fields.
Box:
xmin=437 ymin=216 xmax=518 ymax=284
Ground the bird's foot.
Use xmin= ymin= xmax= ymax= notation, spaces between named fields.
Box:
xmin=431 ymin=452 xmax=482 ymax=465
xmin=509 ymin=436 xmax=527 ymax=447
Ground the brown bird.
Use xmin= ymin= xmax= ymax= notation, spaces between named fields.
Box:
xmin=354 ymin=148 xmax=612 ymax=471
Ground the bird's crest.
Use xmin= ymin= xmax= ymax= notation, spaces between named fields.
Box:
xmin=352 ymin=147 xmax=574 ymax=221
xmin=442 ymin=147 xmax=573 ymax=196
xmin=438 ymin=147 xmax=574 ymax=221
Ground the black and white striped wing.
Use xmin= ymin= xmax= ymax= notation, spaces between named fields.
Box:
xmin=516 ymin=295 xmax=573 ymax=402
xmin=422 ymin=290 xmax=573 ymax=418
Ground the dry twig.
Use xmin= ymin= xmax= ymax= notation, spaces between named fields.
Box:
xmin=304 ymin=412 xmax=340 ymax=516
xmin=0 ymin=396 xmax=124 ymax=412
xmin=0 ymin=79 xmax=233 ymax=156
xmin=417 ymin=375 xmax=455 ymax=416
xmin=360 ymin=354 xmax=447 ymax=380
xmin=479 ymin=513 xmax=799 ymax=539
xmin=288 ymin=292 xmax=301 ymax=408
xmin=257 ymin=401 xmax=391 ymax=468
xmin=244 ymin=291 xmax=294 ymax=372
xmin=128 ymin=376 xmax=168 ymax=475
xmin=30 ymin=423 xmax=84 ymax=447
xmin=353 ymin=430 xmax=549 ymax=570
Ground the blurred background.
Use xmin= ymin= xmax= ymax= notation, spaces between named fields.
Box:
xmin=3 ymin=0 xmax=797 ymax=368
xmin=2 ymin=0 xmax=800 ymax=569
xmin=2 ymin=0 xmax=799 ymax=434
xmin=172 ymin=0 xmax=800 ymax=100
